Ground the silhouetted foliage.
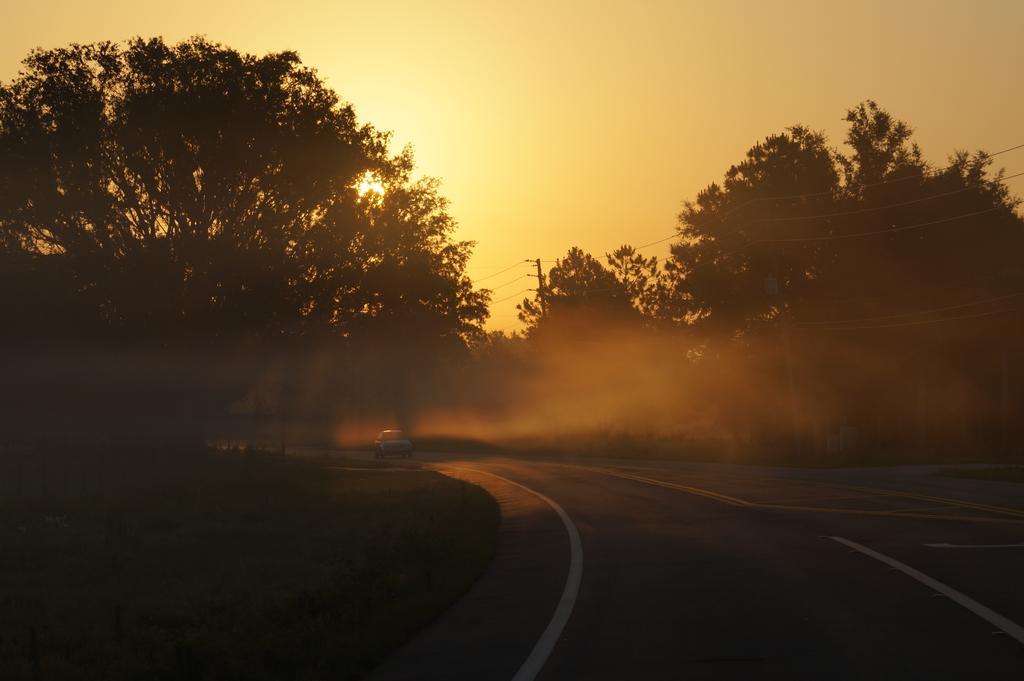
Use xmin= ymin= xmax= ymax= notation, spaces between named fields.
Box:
xmin=668 ymin=102 xmax=1022 ymax=339
xmin=517 ymin=246 xmax=636 ymax=332
xmin=659 ymin=101 xmax=1024 ymax=453
xmin=2 ymin=48 xmax=1022 ymax=462
xmin=486 ymin=101 xmax=1024 ymax=459
xmin=606 ymin=245 xmax=671 ymax=321
xmin=0 ymin=38 xmax=486 ymax=346
xmin=667 ymin=125 xmax=843 ymax=335
xmin=0 ymin=38 xmax=486 ymax=442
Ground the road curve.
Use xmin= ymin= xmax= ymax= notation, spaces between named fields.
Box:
xmin=446 ymin=467 xmax=583 ymax=681
xmin=369 ymin=454 xmax=1024 ymax=680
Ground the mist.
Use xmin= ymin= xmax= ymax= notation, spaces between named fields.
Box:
xmin=236 ymin=305 xmax=1016 ymax=466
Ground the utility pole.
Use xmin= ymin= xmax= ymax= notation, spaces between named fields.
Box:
xmin=532 ymin=258 xmax=548 ymax=317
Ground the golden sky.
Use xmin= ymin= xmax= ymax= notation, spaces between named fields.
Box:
xmin=3 ymin=1 xmax=1022 ymax=330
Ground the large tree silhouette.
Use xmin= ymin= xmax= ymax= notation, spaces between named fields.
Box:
xmin=668 ymin=103 xmax=1023 ymax=338
xmin=665 ymin=101 xmax=1024 ymax=451
xmin=0 ymin=38 xmax=487 ymax=346
xmin=0 ymin=38 xmax=488 ymax=442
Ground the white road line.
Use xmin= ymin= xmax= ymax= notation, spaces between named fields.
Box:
xmin=925 ymin=542 xmax=1024 ymax=549
xmin=831 ymin=536 xmax=1024 ymax=646
xmin=443 ymin=466 xmax=583 ymax=681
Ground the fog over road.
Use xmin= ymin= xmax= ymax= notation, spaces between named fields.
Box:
xmin=364 ymin=454 xmax=1024 ymax=680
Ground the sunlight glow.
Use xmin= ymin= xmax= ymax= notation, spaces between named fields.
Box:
xmin=354 ymin=171 xmax=386 ymax=199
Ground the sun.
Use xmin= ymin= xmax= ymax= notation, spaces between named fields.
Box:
xmin=354 ymin=171 xmax=386 ymax=199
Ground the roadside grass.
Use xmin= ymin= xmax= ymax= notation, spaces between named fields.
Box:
xmin=0 ymin=448 xmax=498 ymax=681
xmin=429 ymin=431 xmax=1022 ymax=468
xmin=932 ymin=466 xmax=1024 ymax=484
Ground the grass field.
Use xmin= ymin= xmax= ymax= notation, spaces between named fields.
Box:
xmin=0 ymin=448 xmax=498 ymax=681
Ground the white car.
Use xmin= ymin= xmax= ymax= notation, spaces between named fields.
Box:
xmin=374 ymin=430 xmax=414 ymax=458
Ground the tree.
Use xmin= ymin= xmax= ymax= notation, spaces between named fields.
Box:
xmin=840 ymin=100 xmax=922 ymax=187
xmin=667 ymin=125 xmax=841 ymax=337
xmin=0 ymin=37 xmax=488 ymax=441
xmin=0 ymin=37 xmax=487 ymax=346
xmin=517 ymin=247 xmax=635 ymax=332
xmin=605 ymin=245 xmax=675 ymax=322
xmin=664 ymin=100 xmax=1024 ymax=452
xmin=667 ymin=103 xmax=1023 ymax=339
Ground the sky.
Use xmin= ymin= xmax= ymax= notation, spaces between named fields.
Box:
xmin=2 ymin=0 xmax=1023 ymax=330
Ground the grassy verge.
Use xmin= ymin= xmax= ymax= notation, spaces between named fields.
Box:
xmin=0 ymin=448 xmax=498 ymax=681
xmin=430 ymin=432 xmax=1021 ymax=468
xmin=932 ymin=466 xmax=1024 ymax=484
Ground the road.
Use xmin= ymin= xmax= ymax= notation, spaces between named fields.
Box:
xmin=364 ymin=453 xmax=1024 ymax=680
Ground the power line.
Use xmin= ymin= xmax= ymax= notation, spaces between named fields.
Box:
xmin=802 ymin=302 xmax=1024 ymax=331
xmin=789 ymin=273 xmax=1006 ymax=308
xmin=747 ymin=171 xmax=1024 ymax=225
xmin=491 ymin=288 xmax=535 ymax=304
xmin=728 ymin=206 xmax=1001 ymax=252
xmin=474 ymin=141 xmax=1024 ymax=287
xmin=632 ymin=233 xmax=679 ymax=251
xmin=530 ymin=168 xmax=1022 ymax=268
xmin=992 ymin=143 xmax=1024 ymax=157
xmin=471 ymin=260 xmax=531 ymax=284
xmin=620 ymin=166 xmax=1024 ymax=258
xmin=749 ymin=186 xmax=971 ymax=224
xmin=795 ymin=290 xmax=1024 ymax=327
xmin=470 ymin=261 xmax=529 ymax=271
xmin=600 ymin=233 xmax=680 ymax=260
xmin=485 ymin=273 xmax=531 ymax=291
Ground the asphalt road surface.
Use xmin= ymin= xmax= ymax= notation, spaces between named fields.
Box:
xmin=362 ymin=453 xmax=1024 ymax=680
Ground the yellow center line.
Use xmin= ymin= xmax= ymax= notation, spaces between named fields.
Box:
xmin=869 ymin=504 xmax=979 ymax=515
xmin=757 ymin=503 xmax=1024 ymax=523
xmin=588 ymin=466 xmax=1024 ymax=524
xmin=828 ymin=483 xmax=1024 ymax=519
xmin=667 ymin=470 xmax=1024 ymax=519
xmin=761 ymin=492 xmax=897 ymax=504
xmin=594 ymin=469 xmax=752 ymax=507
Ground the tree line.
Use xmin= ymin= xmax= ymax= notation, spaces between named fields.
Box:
xmin=502 ymin=101 xmax=1023 ymax=458
xmin=1 ymin=37 xmax=1021 ymax=458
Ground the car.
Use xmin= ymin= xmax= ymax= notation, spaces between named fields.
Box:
xmin=374 ymin=429 xmax=414 ymax=458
